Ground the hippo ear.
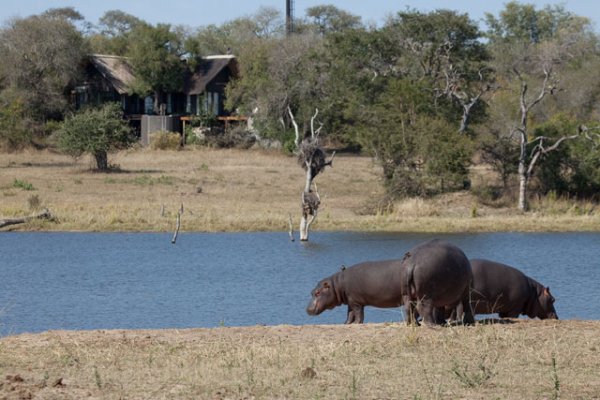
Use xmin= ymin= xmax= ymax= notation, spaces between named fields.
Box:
xmin=544 ymin=287 xmax=550 ymax=295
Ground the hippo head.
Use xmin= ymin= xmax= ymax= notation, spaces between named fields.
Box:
xmin=306 ymin=278 xmax=339 ymax=316
xmin=537 ymin=286 xmax=558 ymax=319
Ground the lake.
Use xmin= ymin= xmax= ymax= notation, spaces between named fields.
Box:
xmin=0 ymin=231 xmax=598 ymax=335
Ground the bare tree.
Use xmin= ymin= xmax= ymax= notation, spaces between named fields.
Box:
xmin=288 ymin=107 xmax=335 ymax=241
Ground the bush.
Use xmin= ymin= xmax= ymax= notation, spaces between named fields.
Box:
xmin=0 ymin=89 xmax=31 ymax=150
xmin=58 ymin=103 xmax=134 ymax=170
xmin=150 ymin=131 xmax=181 ymax=150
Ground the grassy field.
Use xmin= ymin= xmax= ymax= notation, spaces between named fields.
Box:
xmin=2 ymin=147 xmax=599 ymax=399
xmin=1 ymin=147 xmax=599 ymax=233
xmin=1 ymin=320 xmax=599 ymax=399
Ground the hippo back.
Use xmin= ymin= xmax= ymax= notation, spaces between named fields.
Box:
xmin=470 ymin=259 xmax=557 ymax=319
xmin=404 ymin=239 xmax=472 ymax=308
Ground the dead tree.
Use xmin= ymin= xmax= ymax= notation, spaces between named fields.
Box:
xmin=0 ymin=209 xmax=53 ymax=229
xmin=288 ymin=107 xmax=335 ymax=241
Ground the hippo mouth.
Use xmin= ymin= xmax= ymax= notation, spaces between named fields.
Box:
xmin=306 ymin=300 xmax=322 ymax=316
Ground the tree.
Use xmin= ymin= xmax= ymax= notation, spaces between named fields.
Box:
xmin=289 ymin=108 xmax=334 ymax=241
xmin=0 ymin=12 xmax=87 ymax=122
xmin=356 ymin=78 xmax=472 ymax=198
xmin=226 ymin=31 xmax=329 ymax=148
xmin=385 ymin=9 xmax=491 ymax=133
xmin=187 ymin=7 xmax=284 ymax=56
xmin=484 ymin=2 xmax=597 ymax=210
xmin=88 ymin=10 xmax=143 ymax=55
xmin=0 ymin=88 xmax=31 ymax=150
xmin=305 ymin=5 xmax=362 ymax=35
xmin=322 ymin=10 xmax=485 ymax=198
xmin=58 ymin=103 xmax=134 ymax=171
xmin=126 ymin=23 xmax=186 ymax=114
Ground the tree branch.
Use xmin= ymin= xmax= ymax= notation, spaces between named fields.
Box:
xmin=310 ymin=108 xmax=323 ymax=138
xmin=287 ymin=106 xmax=300 ymax=148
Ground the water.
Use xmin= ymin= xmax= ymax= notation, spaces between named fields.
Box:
xmin=0 ymin=231 xmax=598 ymax=334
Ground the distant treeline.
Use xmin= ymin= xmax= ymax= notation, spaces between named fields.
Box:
xmin=1 ymin=2 xmax=599 ymax=209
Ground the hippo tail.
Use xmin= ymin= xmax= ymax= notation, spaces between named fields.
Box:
xmin=401 ymin=252 xmax=416 ymax=299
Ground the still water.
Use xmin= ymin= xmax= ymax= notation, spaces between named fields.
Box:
xmin=0 ymin=232 xmax=598 ymax=334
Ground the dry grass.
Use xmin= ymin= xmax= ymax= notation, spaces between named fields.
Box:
xmin=0 ymin=320 xmax=598 ymax=399
xmin=1 ymin=147 xmax=599 ymax=233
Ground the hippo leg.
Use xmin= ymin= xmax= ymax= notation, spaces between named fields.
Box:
xmin=345 ymin=304 xmax=364 ymax=324
xmin=460 ymin=291 xmax=475 ymax=325
xmin=433 ymin=307 xmax=447 ymax=325
xmin=403 ymin=295 xmax=419 ymax=326
xmin=345 ymin=306 xmax=356 ymax=324
xmin=416 ymin=300 xmax=437 ymax=326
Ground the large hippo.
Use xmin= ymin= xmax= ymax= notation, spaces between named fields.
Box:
xmin=461 ymin=258 xmax=558 ymax=319
xmin=306 ymin=239 xmax=474 ymax=325
xmin=400 ymin=239 xmax=474 ymax=325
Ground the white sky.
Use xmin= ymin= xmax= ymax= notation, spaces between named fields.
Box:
xmin=1 ymin=1 xmax=598 ymax=31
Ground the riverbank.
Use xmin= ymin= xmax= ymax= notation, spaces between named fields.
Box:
xmin=0 ymin=320 xmax=598 ymax=399
xmin=1 ymin=147 xmax=599 ymax=233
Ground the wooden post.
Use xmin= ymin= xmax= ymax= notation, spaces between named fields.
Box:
xmin=288 ymin=213 xmax=295 ymax=242
xmin=171 ymin=212 xmax=181 ymax=244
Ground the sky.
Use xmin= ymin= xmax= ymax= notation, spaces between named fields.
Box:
xmin=1 ymin=0 xmax=598 ymax=31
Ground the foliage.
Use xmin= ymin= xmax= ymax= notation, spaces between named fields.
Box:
xmin=88 ymin=10 xmax=143 ymax=55
xmin=0 ymin=12 xmax=87 ymax=122
xmin=357 ymin=79 xmax=472 ymax=197
xmin=226 ymin=31 xmax=329 ymax=143
xmin=13 ymin=178 xmax=35 ymax=191
xmin=533 ymin=115 xmax=600 ymax=198
xmin=58 ymin=103 xmax=134 ymax=170
xmin=0 ymin=89 xmax=31 ymax=150
xmin=304 ymin=5 xmax=362 ymax=35
xmin=483 ymin=1 xmax=599 ymax=208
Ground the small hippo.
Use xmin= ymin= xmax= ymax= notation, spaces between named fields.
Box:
xmin=306 ymin=261 xmax=404 ymax=324
xmin=463 ymin=258 xmax=558 ymax=319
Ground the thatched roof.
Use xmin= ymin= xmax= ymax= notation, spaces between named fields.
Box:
xmin=88 ymin=54 xmax=235 ymax=96
xmin=185 ymin=55 xmax=236 ymax=95
xmin=89 ymin=55 xmax=136 ymax=95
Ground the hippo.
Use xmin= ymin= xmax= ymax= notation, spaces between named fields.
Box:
xmin=306 ymin=260 xmax=405 ymax=324
xmin=457 ymin=258 xmax=558 ymax=320
xmin=306 ymin=239 xmax=474 ymax=326
xmin=400 ymin=239 xmax=474 ymax=326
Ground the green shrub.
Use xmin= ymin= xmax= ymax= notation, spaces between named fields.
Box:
xmin=13 ymin=178 xmax=35 ymax=191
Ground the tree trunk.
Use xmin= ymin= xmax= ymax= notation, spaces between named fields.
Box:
xmin=518 ymin=164 xmax=528 ymax=212
xmin=299 ymin=215 xmax=309 ymax=241
xmin=94 ymin=151 xmax=108 ymax=171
